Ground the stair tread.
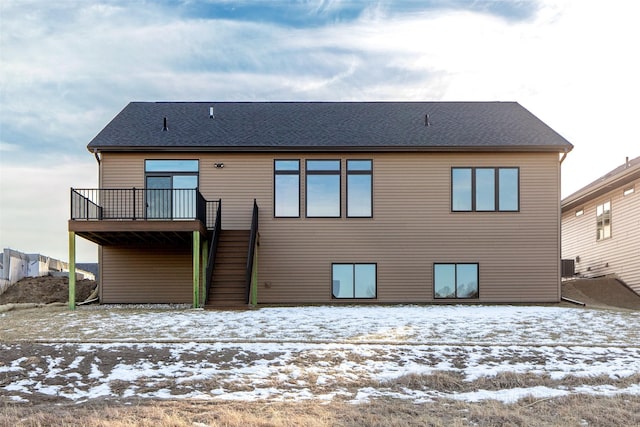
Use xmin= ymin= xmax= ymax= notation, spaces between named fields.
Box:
xmin=206 ymin=228 xmax=252 ymax=307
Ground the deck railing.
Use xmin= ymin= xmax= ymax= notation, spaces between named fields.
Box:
xmin=71 ymin=188 xmax=210 ymax=224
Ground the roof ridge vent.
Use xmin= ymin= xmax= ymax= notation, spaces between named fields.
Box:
xmin=162 ymin=117 xmax=168 ymax=131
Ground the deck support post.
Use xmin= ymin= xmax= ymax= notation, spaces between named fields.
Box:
xmin=192 ymin=231 xmax=200 ymax=308
xmin=68 ymin=231 xmax=76 ymax=310
xmin=250 ymin=240 xmax=258 ymax=306
xmin=201 ymin=239 xmax=208 ymax=307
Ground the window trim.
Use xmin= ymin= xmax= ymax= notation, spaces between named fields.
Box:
xmin=346 ymin=159 xmax=373 ymax=218
xmin=274 ymin=159 xmax=301 ymax=218
xmin=451 ymin=167 xmax=520 ymax=212
xmin=305 ymin=159 xmax=342 ymax=218
xmin=433 ymin=262 xmax=479 ymax=299
xmin=331 ymin=262 xmax=377 ymax=299
xmin=596 ymin=200 xmax=612 ymax=241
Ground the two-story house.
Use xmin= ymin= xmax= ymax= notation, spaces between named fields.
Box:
xmin=561 ymin=155 xmax=640 ymax=294
xmin=68 ymin=102 xmax=573 ymax=308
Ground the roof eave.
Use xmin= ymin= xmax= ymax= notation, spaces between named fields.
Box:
xmin=87 ymin=144 xmax=572 ymax=154
xmin=562 ymin=163 xmax=640 ymax=212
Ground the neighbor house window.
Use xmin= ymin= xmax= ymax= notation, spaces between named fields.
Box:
xmin=596 ymin=201 xmax=611 ymax=240
xmin=451 ymin=167 xmax=519 ymax=212
xmin=306 ymin=160 xmax=341 ymax=217
xmin=623 ymin=186 xmax=635 ymax=196
xmin=274 ymin=160 xmax=300 ymax=217
xmin=144 ymin=160 xmax=199 ymax=220
xmin=434 ymin=263 xmax=479 ymax=299
xmin=332 ymin=263 xmax=377 ymax=299
xmin=575 ymin=209 xmax=584 ymax=217
xmin=347 ymin=160 xmax=372 ymax=217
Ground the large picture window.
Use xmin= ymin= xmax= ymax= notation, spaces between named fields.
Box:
xmin=451 ymin=167 xmax=519 ymax=212
xmin=306 ymin=160 xmax=341 ymax=217
xmin=596 ymin=201 xmax=611 ymax=240
xmin=434 ymin=263 xmax=479 ymax=299
xmin=274 ymin=160 xmax=300 ymax=217
xmin=347 ymin=160 xmax=372 ymax=217
xmin=332 ymin=263 xmax=377 ymax=299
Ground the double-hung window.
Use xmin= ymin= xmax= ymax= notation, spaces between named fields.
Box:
xmin=332 ymin=263 xmax=377 ymax=299
xmin=347 ymin=160 xmax=373 ymax=217
xmin=596 ymin=201 xmax=611 ymax=240
xmin=306 ymin=160 xmax=341 ymax=217
xmin=274 ymin=160 xmax=300 ymax=217
xmin=452 ymin=167 xmax=519 ymax=212
xmin=434 ymin=263 xmax=479 ymax=299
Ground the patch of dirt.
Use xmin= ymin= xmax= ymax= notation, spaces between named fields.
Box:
xmin=562 ymin=277 xmax=640 ymax=310
xmin=1 ymin=275 xmax=637 ymax=309
xmin=0 ymin=275 xmax=96 ymax=305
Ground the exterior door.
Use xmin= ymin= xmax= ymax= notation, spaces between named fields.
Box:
xmin=146 ymin=176 xmax=171 ymax=219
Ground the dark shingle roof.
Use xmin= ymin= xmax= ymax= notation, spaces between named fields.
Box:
xmin=87 ymin=102 xmax=573 ymax=152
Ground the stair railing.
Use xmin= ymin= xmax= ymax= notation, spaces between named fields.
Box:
xmin=205 ymin=199 xmax=222 ymax=304
xmin=245 ymin=199 xmax=259 ymax=306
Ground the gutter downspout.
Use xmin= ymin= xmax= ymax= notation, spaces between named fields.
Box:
xmin=93 ymin=148 xmax=102 ymax=304
xmin=558 ymin=148 xmax=569 ymax=302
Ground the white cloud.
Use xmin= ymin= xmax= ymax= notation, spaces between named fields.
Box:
xmin=0 ymin=141 xmax=20 ymax=152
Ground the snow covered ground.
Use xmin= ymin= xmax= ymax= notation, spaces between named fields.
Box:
xmin=1 ymin=305 xmax=639 ymax=404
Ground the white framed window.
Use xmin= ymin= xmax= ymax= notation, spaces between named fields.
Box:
xmin=596 ymin=201 xmax=611 ymax=240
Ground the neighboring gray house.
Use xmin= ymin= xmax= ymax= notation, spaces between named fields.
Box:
xmin=561 ymin=155 xmax=640 ymax=294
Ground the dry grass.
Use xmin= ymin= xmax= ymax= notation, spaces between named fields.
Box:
xmin=382 ymin=370 xmax=640 ymax=394
xmin=2 ymin=394 xmax=639 ymax=427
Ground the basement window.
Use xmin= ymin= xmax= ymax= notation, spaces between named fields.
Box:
xmin=332 ymin=263 xmax=377 ymax=299
xmin=434 ymin=263 xmax=479 ymax=299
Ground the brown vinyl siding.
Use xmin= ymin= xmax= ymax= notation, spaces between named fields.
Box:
xmin=99 ymin=151 xmax=561 ymax=304
xmin=101 ymin=245 xmax=192 ymax=303
xmin=562 ymin=177 xmax=640 ymax=294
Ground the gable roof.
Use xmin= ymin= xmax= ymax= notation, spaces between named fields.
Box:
xmin=562 ymin=155 xmax=640 ymax=212
xmin=87 ymin=101 xmax=573 ymax=153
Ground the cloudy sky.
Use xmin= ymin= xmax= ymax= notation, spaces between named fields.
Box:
xmin=1 ymin=0 xmax=639 ymax=262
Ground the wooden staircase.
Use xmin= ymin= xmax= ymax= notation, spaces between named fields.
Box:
xmin=206 ymin=230 xmax=250 ymax=309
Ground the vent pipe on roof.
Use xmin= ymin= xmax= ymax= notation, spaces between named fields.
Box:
xmin=626 ymin=156 xmax=630 ymax=168
xmin=425 ymin=113 xmax=431 ymax=127
xmin=209 ymin=106 xmax=215 ymax=119
xmin=162 ymin=117 xmax=168 ymax=131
